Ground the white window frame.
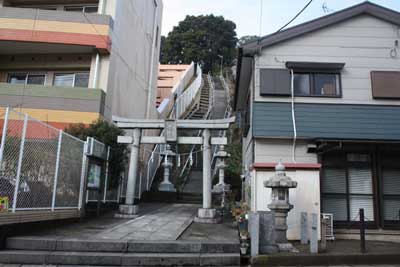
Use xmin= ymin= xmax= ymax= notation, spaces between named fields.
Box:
xmin=64 ymin=5 xmax=99 ymax=13
xmin=7 ymin=72 xmax=47 ymax=85
xmin=53 ymin=72 xmax=90 ymax=88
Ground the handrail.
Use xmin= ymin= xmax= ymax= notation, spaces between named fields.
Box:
xmin=178 ymin=73 xmax=215 ymax=191
xmin=210 ymin=74 xmax=233 ymax=177
xmin=144 ymin=66 xmax=203 ymax=196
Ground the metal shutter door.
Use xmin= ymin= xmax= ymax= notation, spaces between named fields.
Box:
xmin=322 ymin=167 xmax=347 ymax=221
xmin=348 ymin=166 xmax=374 ymax=221
xmin=322 ymin=168 xmax=346 ymax=193
xmin=382 ymin=169 xmax=400 ymax=221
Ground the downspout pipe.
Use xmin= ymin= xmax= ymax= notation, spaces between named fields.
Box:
xmin=146 ymin=1 xmax=159 ymax=119
xmin=98 ymin=0 xmax=107 ymax=15
xmin=93 ymin=53 xmax=100 ymax=88
xmin=290 ymin=68 xmax=297 ymax=163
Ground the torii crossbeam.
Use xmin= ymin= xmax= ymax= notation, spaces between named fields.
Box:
xmin=113 ymin=116 xmax=235 ymax=223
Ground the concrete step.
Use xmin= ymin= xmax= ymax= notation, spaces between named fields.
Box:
xmin=0 ymin=249 xmax=240 ymax=266
xmin=6 ymin=237 xmax=239 ymax=254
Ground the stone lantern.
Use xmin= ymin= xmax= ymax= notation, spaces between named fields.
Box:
xmin=212 ymin=145 xmax=231 ymax=193
xmin=158 ymin=144 xmax=176 ymax=192
xmin=264 ymin=161 xmax=297 ymax=251
xmin=212 ymin=145 xmax=231 ymax=210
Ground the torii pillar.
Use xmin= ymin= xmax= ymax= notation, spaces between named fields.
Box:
xmin=113 ymin=117 xmax=235 ymax=222
xmin=115 ymin=128 xmax=140 ymax=218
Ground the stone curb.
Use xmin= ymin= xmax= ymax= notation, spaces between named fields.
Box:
xmin=0 ymin=250 xmax=241 ymax=266
xmin=6 ymin=237 xmax=240 ymax=253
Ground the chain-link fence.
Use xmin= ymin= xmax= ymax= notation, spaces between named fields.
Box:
xmin=0 ymin=107 xmax=88 ymax=212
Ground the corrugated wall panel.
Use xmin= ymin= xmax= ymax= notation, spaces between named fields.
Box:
xmin=253 ymin=102 xmax=400 ymax=140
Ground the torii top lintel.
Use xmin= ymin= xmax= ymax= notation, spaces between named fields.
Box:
xmin=112 ymin=116 xmax=236 ymax=130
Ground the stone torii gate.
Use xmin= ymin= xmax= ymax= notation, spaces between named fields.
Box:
xmin=113 ymin=116 xmax=235 ymax=223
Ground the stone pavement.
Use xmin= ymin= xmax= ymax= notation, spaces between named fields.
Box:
xmin=179 ymin=218 xmax=238 ymax=242
xmin=97 ymin=203 xmax=198 ymax=240
xmin=9 ymin=203 xmax=198 ymax=241
xmin=1 ymin=264 xmax=400 ymax=267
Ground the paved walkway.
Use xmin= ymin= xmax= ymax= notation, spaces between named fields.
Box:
xmin=180 ymin=218 xmax=238 ymax=242
xmin=97 ymin=203 xmax=197 ymax=240
xmin=10 ymin=203 xmax=198 ymax=241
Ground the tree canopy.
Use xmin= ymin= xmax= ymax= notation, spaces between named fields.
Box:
xmin=65 ymin=119 xmax=128 ymax=188
xmin=161 ymin=15 xmax=238 ymax=73
xmin=238 ymin=35 xmax=259 ymax=46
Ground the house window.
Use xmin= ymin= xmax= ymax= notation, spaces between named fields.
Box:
xmin=54 ymin=73 xmax=89 ymax=88
xmin=64 ymin=5 xmax=98 ymax=13
xmin=7 ymin=73 xmax=46 ymax=85
xmin=294 ymin=73 xmax=340 ymax=97
xmin=321 ymin=152 xmax=375 ymax=225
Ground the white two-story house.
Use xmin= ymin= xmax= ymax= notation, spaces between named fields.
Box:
xmin=235 ymin=1 xmax=400 ymax=240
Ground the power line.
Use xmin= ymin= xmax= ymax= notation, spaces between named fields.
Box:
xmin=275 ymin=0 xmax=313 ymax=33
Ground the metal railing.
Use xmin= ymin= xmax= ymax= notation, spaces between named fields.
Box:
xmin=175 ymin=66 xmax=203 ymax=119
xmin=211 ymin=74 xmax=233 ymax=177
xmin=145 ymin=139 xmax=164 ymax=193
xmin=0 ymin=107 xmax=89 ymax=212
xmin=179 ymin=73 xmax=215 ymax=190
xmin=141 ymin=67 xmax=205 ymax=196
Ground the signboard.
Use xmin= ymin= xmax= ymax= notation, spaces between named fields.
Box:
xmin=87 ymin=163 xmax=102 ymax=189
xmin=165 ymin=119 xmax=177 ymax=142
xmin=0 ymin=197 xmax=9 ymax=212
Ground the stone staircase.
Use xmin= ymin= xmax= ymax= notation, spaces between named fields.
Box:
xmin=185 ymin=75 xmax=211 ymax=120
xmin=179 ymin=75 xmax=229 ymax=204
xmin=0 ymin=237 xmax=240 ymax=266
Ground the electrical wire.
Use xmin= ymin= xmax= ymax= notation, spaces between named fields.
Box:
xmin=276 ymin=0 xmax=313 ymax=33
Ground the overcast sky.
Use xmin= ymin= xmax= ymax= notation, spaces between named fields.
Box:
xmin=161 ymin=0 xmax=400 ymax=38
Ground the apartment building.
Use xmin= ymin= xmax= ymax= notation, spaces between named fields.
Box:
xmin=235 ymin=2 xmax=400 ymax=240
xmin=0 ymin=0 xmax=163 ymax=129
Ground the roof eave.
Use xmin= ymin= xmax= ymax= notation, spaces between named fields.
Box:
xmin=242 ymin=2 xmax=400 ymax=53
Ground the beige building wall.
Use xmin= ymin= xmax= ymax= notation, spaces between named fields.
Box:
xmin=254 ymin=15 xmax=400 ymax=106
xmin=254 ymin=139 xmax=317 ymax=164
xmin=100 ymin=0 xmax=163 ymax=120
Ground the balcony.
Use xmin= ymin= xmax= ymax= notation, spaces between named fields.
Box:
xmin=0 ymin=82 xmax=106 ymax=126
xmin=0 ymin=6 xmax=112 ymax=54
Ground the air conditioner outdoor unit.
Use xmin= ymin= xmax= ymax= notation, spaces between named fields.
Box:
xmin=322 ymin=213 xmax=335 ymax=240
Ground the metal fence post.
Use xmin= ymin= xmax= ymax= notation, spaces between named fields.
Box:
xmin=103 ymin=146 xmax=110 ymax=203
xmin=0 ymin=107 xmax=10 ymax=170
xmin=360 ymin=208 xmax=366 ymax=253
xmin=51 ymin=130 xmax=63 ymax=211
xmin=12 ymin=114 xmax=28 ymax=212
xmin=78 ymin=140 xmax=88 ymax=210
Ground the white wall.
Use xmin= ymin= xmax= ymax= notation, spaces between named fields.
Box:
xmin=254 ymin=15 xmax=400 ymax=105
xmin=102 ymin=0 xmax=163 ymax=120
xmin=249 ymin=139 xmax=320 ymax=240
xmin=254 ymin=139 xmax=317 ymax=164
xmin=252 ymin=169 xmax=321 ymax=240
